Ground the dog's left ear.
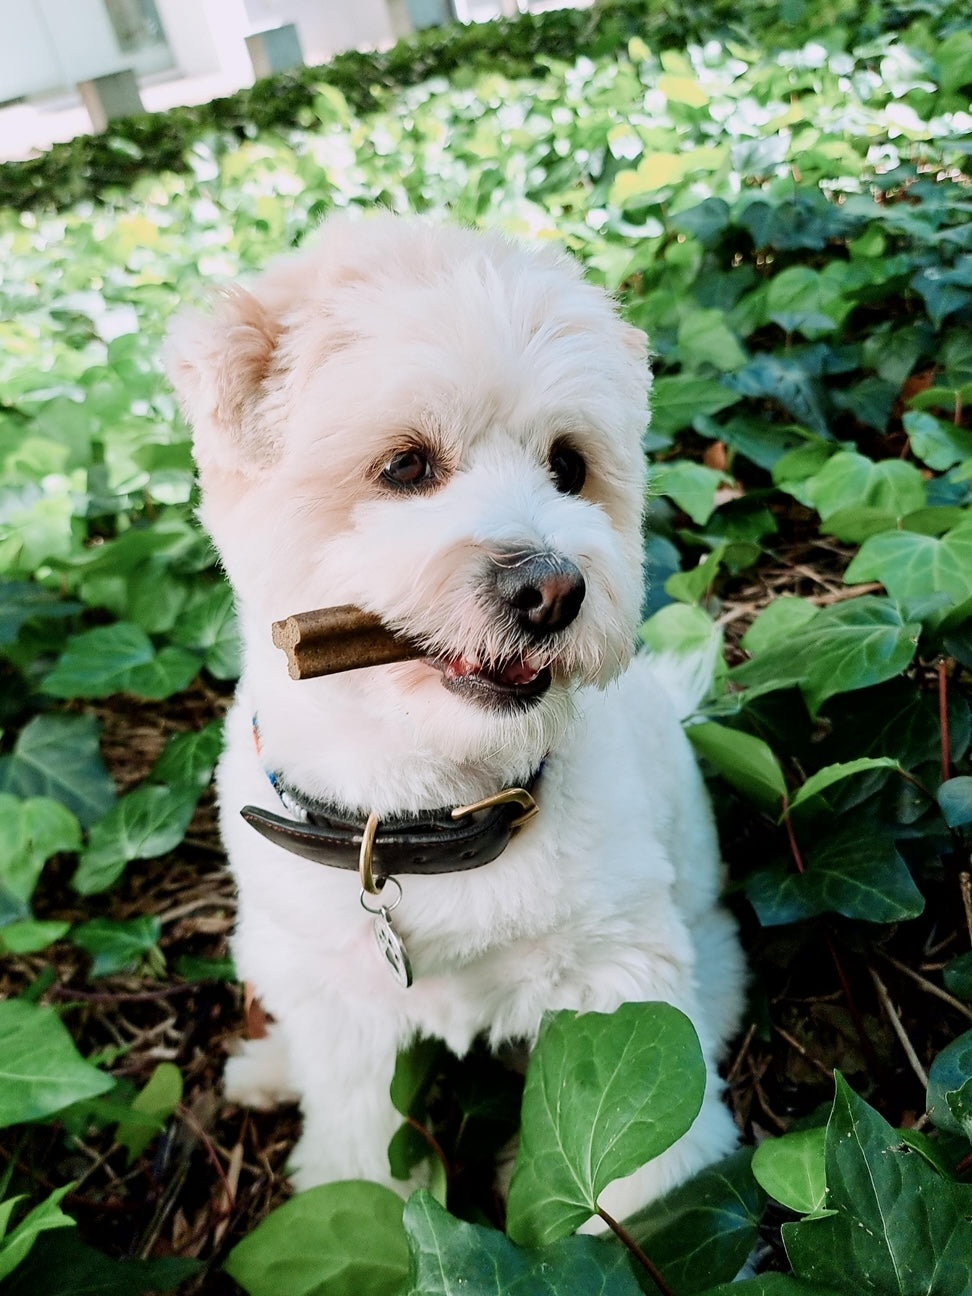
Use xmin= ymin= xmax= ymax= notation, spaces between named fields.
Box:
xmin=622 ymin=324 xmax=649 ymax=362
xmin=165 ymin=285 xmax=283 ymax=476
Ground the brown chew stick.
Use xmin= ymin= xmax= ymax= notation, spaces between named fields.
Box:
xmin=271 ymin=604 xmax=422 ymax=681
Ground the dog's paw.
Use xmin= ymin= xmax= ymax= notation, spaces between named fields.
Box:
xmin=224 ymin=1032 xmax=298 ymax=1110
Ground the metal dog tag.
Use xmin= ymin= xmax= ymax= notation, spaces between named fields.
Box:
xmin=373 ymin=908 xmax=413 ymax=988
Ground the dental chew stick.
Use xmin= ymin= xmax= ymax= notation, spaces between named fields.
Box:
xmin=271 ymin=605 xmax=421 ymax=680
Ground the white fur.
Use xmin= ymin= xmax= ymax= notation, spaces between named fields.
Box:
xmin=167 ymin=212 xmax=745 ymax=1221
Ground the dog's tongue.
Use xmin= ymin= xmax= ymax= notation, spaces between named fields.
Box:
xmin=447 ymin=656 xmax=540 ymax=687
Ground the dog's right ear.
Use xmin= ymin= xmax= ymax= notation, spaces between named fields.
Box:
xmin=165 ymin=286 xmax=283 ymax=474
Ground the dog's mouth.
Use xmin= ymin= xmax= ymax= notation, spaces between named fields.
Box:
xmin=432 ymin=652 xmax=552 ymax=707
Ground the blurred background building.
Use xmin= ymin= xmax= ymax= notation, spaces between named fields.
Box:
xmin=0 ymin=0 xmax=588 ymax=162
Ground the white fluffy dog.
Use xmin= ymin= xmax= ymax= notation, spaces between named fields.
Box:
xmin=167 ymin=213 xmax=745 ymax=1222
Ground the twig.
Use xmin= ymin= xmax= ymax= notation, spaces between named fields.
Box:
xmin=781 ymin=797 xmax=806 ymax=874
xmin=596 ymin=1205 xmax=675 ymax=1296
xmin=773 ymin=1025 xmax=833 ymax=1079
xmin=726 ymin=1022 xmax=757 ymax=1084
xmin=961 ymin=873 xmax=972 ymax=946
xmin=825 ymin=936 xmax=884 ymax=1080
xmin=50 ymin=983 xmax=198 ymax=1004
xmin=809 ymin=582 xmax=883 ymax=606
xmin=406 ymin=1115 xmax=454 ymax=1197
xmin=869 ymin=968 xmax=928 ymax=1088
xmin=939 ymin=658 xmax=953 ymax=783
xmin=178 ymin=1102 xmax=235 ymax=1210
xmin=878 ymin=952 xmax=972 ymax=1023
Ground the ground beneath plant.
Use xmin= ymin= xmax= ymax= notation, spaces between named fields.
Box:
xmin=3 ymin=536 xmax=970 ymax=1293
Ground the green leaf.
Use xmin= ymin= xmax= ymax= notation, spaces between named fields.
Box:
xmin=403 ymin=1191 xmax=643 ymax=1296
xmin=703 ymin=1278 xmax=842 ymax=1295
xmin=0 ymin=1185 xmax=75 ymax=1285
xmin=904 ymin=410 xmax=972 ymax=471
xmin=0 ymin=581 xmax=80 ymax=647
xmin=785 ymin=758 xmax=902 ymax=816
xmin=0 ymin=920 xmax=71 ymax=955
xmin=784 ymin=1075 xmax=972 ymax=1294
xmin=0 ymin=998 xmax=113 ymax=1127
xmin=927 ymin=1031 xmax=972 ymax=1138
xmin=649 ymin=376 xmax=740 ymax=442
xmin=506 ymin=1002 xmax=705 ymax=1245
xmin=731 ymin=597 xmax=920 ymax=716
xmin=1 ymin=1229 xmax=199 ymax=1296
xmin=938 ymin=776 xmax=972 ymax=828
xmin=224 ymin=1180 xmax=408 ymax=1296
xmin=677 ymin=308 xmax=747 ymax=373
xmin=688 ymin=723 xmax=786 ymax=811
xmin=639 ymin=604 xmax=721 ymax=661
xmin=665 ymin=545 xmax=728 ymax=604
xmin=622 ymin=1149 xmax=766 ymax=1294
xmin=741 ymin=598 xmax=819 ymax=656
xmin=115 ymin=1063 xmax=182 ymax=1164
xmin=653 ymin=462 xmax=731 ymax=525
xmin=42 ymin=623 xmax=199 ymax=700
xmin=169 ymin=583 xmax=241 ymax=679
xmin=752 ymin=1127 xmax=827 ymax=1215
xmin=72 ymin=916 xmax=163 ymax=978
xmin=150 ymin=719 xmax=223 ymax=792
xmin=0 ymin=714 xmax=116 ymax=829
xmin=724 ymin=356 xmax=830 ymax=437
xmin=72 ymin=785 xmax=198 ymax=895
xmin=746 ymin=824 xmax=924 ymax=926
xmin=805 ymin=452 xmax=926 ymax=523
xmin=0 ymin=794 xmax=81 ymax=905
xmin=845 ymin=527 xmax=972 ymax=622
xmin=943 ymin=952 xmax=972 ymax=1001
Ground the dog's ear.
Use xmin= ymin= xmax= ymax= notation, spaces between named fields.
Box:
xmin=165 ymin=286 xmax=283 ymax=474
xmin=622 ymin=324 xmax=649 ymax=362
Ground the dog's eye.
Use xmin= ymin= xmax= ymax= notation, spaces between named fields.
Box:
xmin=549 ymin=442 xmax=586 ymax=496
xmin=382 ymin=449 xmax=432 ymax=488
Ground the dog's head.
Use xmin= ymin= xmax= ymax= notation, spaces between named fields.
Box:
xmin=167 ymin=214 xmax=649 ymax=762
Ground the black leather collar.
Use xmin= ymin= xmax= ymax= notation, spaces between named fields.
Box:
xmin=240 ymin=769 xmax=541 ymax=887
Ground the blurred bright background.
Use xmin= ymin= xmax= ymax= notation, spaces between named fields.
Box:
xmin=0 ymin=0 xmax=590 ymax=161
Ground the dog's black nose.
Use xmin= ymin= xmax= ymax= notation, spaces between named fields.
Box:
xmin=495 ymin=554 xmax=586 ymax=636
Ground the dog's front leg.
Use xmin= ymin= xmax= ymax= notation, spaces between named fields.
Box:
xmin=275 ymin=992 xmax=414 ymax=1194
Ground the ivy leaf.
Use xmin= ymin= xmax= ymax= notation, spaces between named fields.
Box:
xmin=784 ymin=1075 xmax=972 ymax=1294
xmin=41 ymin=623 xmax=199 ymax=700
xmin=785 ymin=758 xmax=902 ymax=816
xmin=622 ymin=1149 xmax=766 ymax=1294
xmin=723 ymin=355 xmax=830 ymax=437
xmin=224 ymin=1181 xmax=408 ymax=1296
xmin=149 ymin=720 xmax=223 ymax=793
xmin=926 ymin=1031 xmax=972 ymax=1138
xmin=844 ymin=527 xmax=972 ymax=622
xmin=115 ymin=1063 xmax=183 ymax=1164
xmin=169 ymin=584 xmax=241 ymax=680
xmin=1 ymin=1229 xmax=198 ymax=1296
xmin=904 ymin=410 xmax=972 ymax=471
xmin=653 ymin=462 xmax=731 ymax=525
xmin=746 ymin=824 xmax=924 ymax=926
xmin=943 ymin=952 xmax=972 ymax=1000
xmin=741 ymin=597 xmax=819 ymax=656
xmin=72 ymin=785 xmax=198 ymax=895
xmin=804 ymin=452 xmax=926 ymax=523
xmin=752 ymin=1128 xmax=827 ymax=1215
xmin=649 ymin=376 xmax=740 ymax=442
xmin=0 ymin=714 xmax=116 ymax=829
xmin=0 ymin=999 xmax=113 ymax=1127
xmin=731 ymin=597 xmax=920 ymax=716
xmin=72 ymin=916 xmax=164 ymax=978
xmin=0 ymin=581 xmax=80 ymax=647
xmin=938 ymin=777 xmax=972 ymax=828
xmin=506 ymin=1002 xmax=705 ymax=1245
xmin=688 ymin=723 xmax=785 ymax=811
xmin=0 ymin=1185 xmax=75 ymax=1285
xmin=0 ymin=794 xmax=82 ymax=905
xmin=403 ymin=1191 xmax=644 ymax=1296
xmin=0 ymin=920 xmax=71 ymax=955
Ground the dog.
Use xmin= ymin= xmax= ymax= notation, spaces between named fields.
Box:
xmin=166 ymin=212 xmax=745 ymax=1223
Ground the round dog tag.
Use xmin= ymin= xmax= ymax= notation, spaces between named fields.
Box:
xmin=373 ymin=910 xmax=413 ymax=988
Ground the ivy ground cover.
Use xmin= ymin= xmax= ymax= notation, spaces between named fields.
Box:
xmin=1 ymin=1 xmax=972 ymax=1292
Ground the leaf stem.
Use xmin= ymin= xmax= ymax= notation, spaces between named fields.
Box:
xmin=781 ymin=795 xmax=806 ymax=873
xmin=595 ymin=1205 xmax=675 ymax=1296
